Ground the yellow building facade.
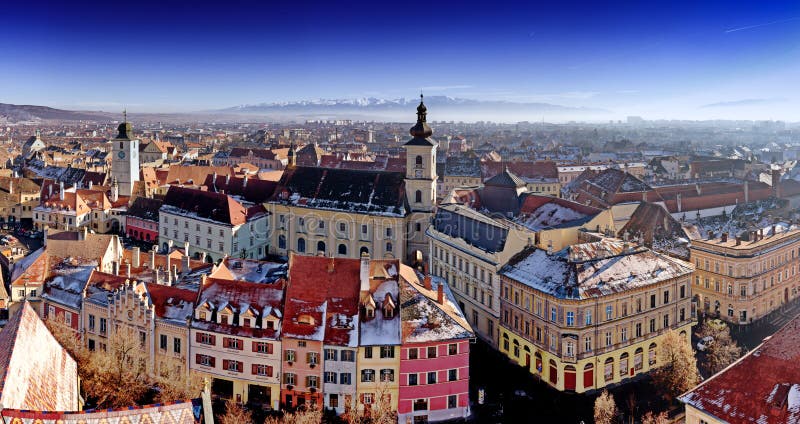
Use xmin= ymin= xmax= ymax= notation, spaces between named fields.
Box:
xmin=690 ymin=225 xmax=800 ymax=325
xmin=498 ymin=239 xmax=694 ymax=393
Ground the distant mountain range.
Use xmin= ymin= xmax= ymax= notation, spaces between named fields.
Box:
xmin=218 ymin=96 xmax=611 ymax=122
xmin=0 ymin=96 xmax=612 ymax=124
xmin=0 ymin=103 xmax=111 ymax=122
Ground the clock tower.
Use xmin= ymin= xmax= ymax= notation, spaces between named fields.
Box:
xmin=403 ymin=95 xmax=438 ymax=263
xmin=110 ymin=111 xmax=140 ymax=197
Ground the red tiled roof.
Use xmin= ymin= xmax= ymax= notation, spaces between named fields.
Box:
xmin=680 ymin=315 xmax=800 ymax=423
xmin=283 ymin=255 xmax=361 ymax=341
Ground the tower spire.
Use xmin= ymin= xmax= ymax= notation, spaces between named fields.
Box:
xmin=123 ymin=108 xmax=127 ymax=123
xmin=409 ymin=94 xmax=432 ymax=138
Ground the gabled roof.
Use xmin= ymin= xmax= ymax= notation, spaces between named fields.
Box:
xmin=202 ymin=174 xmax=278 ymax=204
xmin=194 ymin=278 xmax=285 ymax=338
xmin=127 ymin=196 xmax=163 ymax=221
xmin=484 ymin=167 xmax=526 ymax=188
xmin=0 ymin=302 xmax=79 ymax=411
xmin=283 ymin=255 xmax=361 ymax=342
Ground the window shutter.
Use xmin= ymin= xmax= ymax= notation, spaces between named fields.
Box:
xmin=195 ymin=333 xmax=202 ymax=343
xmin=252 ymin=342 xmax=258 ymax=353
xmin=237 ymin=340 xmax=243 ymax=350
xmin=222 ymin=359 xmax=229 ymax=370
xmin=210 ymin=356 xmax=216 ymax=367
xmin=210 ymin=335 xmax=216 ymax=345
xmin=267 ymin=343 xmax=274 ymax=354
xmin=252 ymin=364 xmax=258 ymax=374
xmin=195 ymin=354 xmax=202 ymax=364
xmin=307 ymin=352 xmax=312 ymax=363
xmin=267 ymin=365 xmax=273 ymax=377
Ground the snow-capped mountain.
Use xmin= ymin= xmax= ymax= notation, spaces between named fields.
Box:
xmin=218 ymin=96 xmax=610 ymax=122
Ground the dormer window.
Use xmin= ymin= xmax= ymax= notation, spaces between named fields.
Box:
xmin=220 ymin=313 xmax=231 ymax=325
xmin=266 ymin=320 xmax=275 ymax=330
xmin=298 ymin=314 xmax=315 ymax=326
xmin=384 ymin=306 xmax=394 ymax=319
xmin=242 ymin=318 xmax=251 ymax=328
xmin=365 ymin=306 xmax=375 ymax=319
xmin=198 ymin=311 xmax=207 ymax=320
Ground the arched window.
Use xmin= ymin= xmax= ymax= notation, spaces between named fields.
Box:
xmin=278 ymin=235 xmax=286 ymax=249
xmin=297 ymin=238 xmax=306 ymax=253
xmin=338 ymin=244 xmax=347 ymax=255
xmin=415 ymin=155 xmax=423 ymax=166
xmin=317 ymin=241 xmax=326 ymax=253
xmin=360 ymin=246 xmax=369 ymax=256
xmin=415 ymin=190 xmax=422 ymax=203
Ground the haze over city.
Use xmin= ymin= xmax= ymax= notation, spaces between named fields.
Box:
xmin=1 ymin=1 xmax=799 ymax=121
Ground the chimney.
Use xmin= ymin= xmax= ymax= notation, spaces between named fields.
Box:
xmin=744 ymin=180 xmax=750 ymax=203
xmin=48 ymin=183 xmax=52 ymax=198
xmin=150 ymin=246 xmax=157 ymax=269
xmin=59 ymin=181 xmax=64 ymax=201
xmin=126 ymin=263 xmax=131 ymax=278
xmin=43 ymin=226 xmax=48 ymax=247
xmin=166 ymin=253 xmax=172 ymax=284
xmin=327 ymin=256 xmax=335 ymax=273
xmin=155 ymin=268 xmax=160 ymax=284
xmin=182 ymin=253 xmax=191 ymax=273
xmin=360 ymin=251 xmax=370 ymax=292
xmin=225 ymin=174 xmax=230 ymax=185
xmin=437 ymin=283 xmax=444 ymax=304
xmin=212 ymin=172 xmax=217 ymax=186
xmin=81 ymin=226 xmax=88 ymax=241
xmin=88 ymin=180 xmax=93 ymax=189
xmin=112 ymin=261 xmax=120 ymax=276
xmin=243 ymin=174 xmax=248 ymax=189
xmin=423 ymin=275 xmax=432 ymax=290
xmin=735 ymin=236 xmax=741 ymax=246
xmin=8 ymin=180 xmax=12 ymax=195
xmin=771 ymin=225 xmax=776 ymax=236
xmin=184 ymin=241 xmax=190 ymax=257
xmin=772 ymin=169 xmax=781 ymax=198
xmin=676 ymin=193 xmax=682 ymax=212
xmin=721 ymin=233 xmax=728 ymax=242
xmin=201 ymin=273 xmax=208 ymax=286
xmin=172 ymin=264 xmax=178 ymax=283
xmin=200 ymin=251 xmax=207 ymax=263
xmin=132 ymin=246 xmax=141 ymax=268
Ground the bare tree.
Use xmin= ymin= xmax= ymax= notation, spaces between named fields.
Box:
xmin=263 ymin=407 xmax=323 ymax=424
xmin=641 ymin=411 xmax=669 ymax=424
xmin=342 ymin=383 xmax=397 ymax=424
xmin=81 ymin=328 xmax=152 ymax=408
xmin=697 ymin=320 xmax=742 ymax=374
xmin=651 ymin=329 xmax=700 ymax=401
xmin=594 ymin=389 xmax=617 ymax=424
xmin=217 ymin=399 xmax=254 ymax=424
xmin=154 ymin=367 xmax=204 ymax=404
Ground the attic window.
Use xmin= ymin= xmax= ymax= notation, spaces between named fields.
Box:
xmin=298 ymin=314 xmax=315 ymax=326
xmin=199 ymin=311 xmax=207 ymax=320
xmin=384 ymin=305 xmax=394 ymax=318
xmin=242 ymin=318 xmax=252 ymax=328
xmin=365 ymin=305 xmax=375 ymax=319
xmin=220 ymin=313 xmax=230 ymax=324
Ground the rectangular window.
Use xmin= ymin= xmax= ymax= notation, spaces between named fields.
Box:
xmin=427 ymin=346 xmax=437 ymax=358
xmin=284 ymin=373 xmax=296 ymax=385
xmin=254 ymin=342 xmax=273 ymax=354
xmin=361 ymin=369 xmax=375 ymax=382
xmin=174 ymin=338 xmax=181 ymax=354
xmin=340 ymin=350 xmax=355 ymax=362
xmin=324 ymin=371 xmax=337 ymax=384
xmin=364 ymin=346 xmax=373 ymax=359
xmin=88 ymin=314 xmax=95 ymax=330
xmin=160 ymin=334 xmax=168 ymax=350
xmin=448 ymin=369 xmax=457 ymax=381
xmin=566 ymin=311 xmax=574 ymax=326
xmin=285 ymin=349 xmax=296 ymax=362
xmin=606 ymin=305 xmax=613 ymax=321
xmin=254 ymin=364 xmax=273 ymax=377
xmin=100 ymin=318 xmax=107 ymax=334
xmin=408 ymin=348 xmax=419 ymax=360
xmin=427 ymin=371 xmax=437 ymax=384
xmin=448 ymin=343 xmax=458 ymax=355
xmin=325 ymin=348 xmax=338 ymax=361
xmin=408 ymin=373 xmax=418 ymax=386
xmin=380 ymin=369 xmax=395 ymax=382
xmin=551 ymin=306 xmax=557 ymax=322
xmin=448 ymin=395 xmax=457 ymax=409
xmin=340 ymin=373 xmax=352 ymax=385
xmin=380 ymin=346 xmax=395 ymax=358
xmin=585 ymin=310 xmax=592 ymax=325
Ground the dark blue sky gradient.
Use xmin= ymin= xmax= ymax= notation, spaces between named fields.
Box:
xmin=1 ymin=1 xmax=799 ymax=119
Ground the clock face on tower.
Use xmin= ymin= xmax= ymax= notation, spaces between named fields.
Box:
xmin=415 ymin=169 xmax=422 ymax=178
xmin=118 ymin=151 xmax=126 ymax=159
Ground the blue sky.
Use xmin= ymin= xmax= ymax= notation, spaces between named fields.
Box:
xmin=1 ymin=1 xmax=799 ymax=120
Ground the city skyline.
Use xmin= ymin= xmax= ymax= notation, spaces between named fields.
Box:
xmin=1 ymin=1 xmax=799 ymax=121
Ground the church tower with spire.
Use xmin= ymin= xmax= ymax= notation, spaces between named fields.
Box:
xmin=403 ymin=95 xmax=438 ymax=262
xmin=110 ymin=110 xmax=140 ymax=197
